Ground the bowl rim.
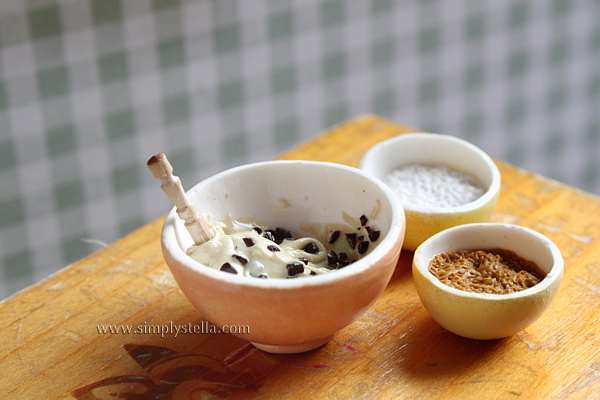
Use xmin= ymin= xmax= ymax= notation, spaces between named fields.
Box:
xmin=358 ymin=132 xmax=501 ymax=214
xmin=161 ymin=160 xmax=406 ymax=289
xmin=413 ymin=222 xmax=564 ymax=300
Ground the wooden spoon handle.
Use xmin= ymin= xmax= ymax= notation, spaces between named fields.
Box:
xmin=147 ymin=153 xmax=214 ymax=245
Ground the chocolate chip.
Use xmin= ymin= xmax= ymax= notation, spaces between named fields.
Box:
xmin=232 ymin=254 xmax=248 ymax=265
xmin=282 ymin=230 xmax=293 ymax=241
xmin=303 ymin=242 xmax=319 ymax=254
xmin=243 ymin=237 xmax=255 ymax=247
xmin=271 ymin=227 xmax=290 ymax=244
xmin=298 ymin=257 xmax=309 ymax=265
xmin=327 ymin=250 xmax=338 ymax=266
xmin=338 ymin=252 xmax=350 ymax=267
xmin=262 ymin=231 xmax=275 ymax=242
xmin=368 ymin=229 xmax=380 ymax=242
xmin=286 ymin=262 xmax=305 ymax=276
xmin=256 ymin=274 xmax=269 ymax=279
xmin=267 ymin=244 xmax=280 ymax=252
xmin=345 ymin=233 xmax=357 ymax=249
xmin=357 ymin=241 xmax=369 ymax=255
xmin=360 ymin=215 xmax=368 ymax=226
xmin=220 ymin=263 xmax=237 ymax=274
xmin=253 ymin=227 xmax=263 ymax=234
xmin=310 ymin=271 xmax=317 ymax=276
xmin=329 ymin=230 xmax=340 ymax=244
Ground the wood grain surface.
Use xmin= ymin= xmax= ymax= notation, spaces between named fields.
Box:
xmin=1 ymin=115 xmax=599 ymax=399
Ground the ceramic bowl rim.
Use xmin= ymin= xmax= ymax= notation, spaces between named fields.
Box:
xmin=358 ymin=132 xmax=501 ymax=215
xmin=413 ymin=223 xmax=564 ymax=300
xmin=161 ymin=160 xmax=406 ymax=289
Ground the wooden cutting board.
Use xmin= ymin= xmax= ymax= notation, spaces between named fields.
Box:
xmin=1 ymin=115 xmax=599 ymax=399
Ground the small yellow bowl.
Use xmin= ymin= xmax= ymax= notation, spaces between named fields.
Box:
xmin=412 ymin=223 xmax=564 ymax=340
xmin=359 ymin=133 xmax=501 ymax=251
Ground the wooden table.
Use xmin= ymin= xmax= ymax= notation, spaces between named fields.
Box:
xmin=2 ymin=115 xmax=599 ymax=399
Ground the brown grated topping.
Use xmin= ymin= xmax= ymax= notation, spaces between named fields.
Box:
xmin=428 ymin=249 xmax=546 ymax=294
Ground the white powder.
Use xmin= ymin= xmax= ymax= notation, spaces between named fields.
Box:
xmin=384 ymin=164 xmax=485 ymax=208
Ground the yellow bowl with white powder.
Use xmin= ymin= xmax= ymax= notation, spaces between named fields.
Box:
xmin=359 ymin=133 xmax=501 ymax=251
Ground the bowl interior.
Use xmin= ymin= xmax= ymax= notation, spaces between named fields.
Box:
xmin=168 ymin=160 xmax=402 ymax=273
xmin=415 ymin=223 xmax=563 ymax=291
xmin=359 ymin=133 xmax=499 ymax=211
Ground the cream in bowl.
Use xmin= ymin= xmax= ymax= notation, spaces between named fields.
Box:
xmin=412 ymin=223 xmax=563 ymax=340
xmin=160 ymin=160 xmax=406 ymax=353
xmin=185 ymin=213 xmax=383 ymax=279
xmin=359 ymin=133 xmax=501 ymax=251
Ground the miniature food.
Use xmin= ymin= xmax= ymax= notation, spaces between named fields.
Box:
xmin=428 ymin=249 xmax=546 ymax=294
xmin=186 ymin=214 xmax=381 ymax=279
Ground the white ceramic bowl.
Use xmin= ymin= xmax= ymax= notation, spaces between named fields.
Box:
xmin=161 ymin=160 xmax=406 ymax=353
xmin=412 ymin=223 xmax=563 ymax=340
xmin=359 ymin=133 xmax=501 ymax=251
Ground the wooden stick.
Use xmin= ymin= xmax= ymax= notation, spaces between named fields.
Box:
xmin=147 ymin=153 xmax=214 ymax=245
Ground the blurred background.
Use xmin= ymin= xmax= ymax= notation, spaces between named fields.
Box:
xmin=0 ymin=0 xmax=598 ymax=299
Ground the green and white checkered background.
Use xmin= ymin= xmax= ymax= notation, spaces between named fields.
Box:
xmin=0 ymin=0 xmax=598 ymax=298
